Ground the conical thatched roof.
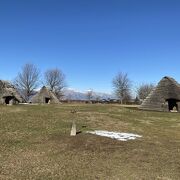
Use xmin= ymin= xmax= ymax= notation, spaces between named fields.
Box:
xmin=0 ymin=80 xmax=24 ymax=104
xmin=29 ymin=86 xmax=60 ymax=104
xmin=139 ymin=76 xmax=180 ymax=112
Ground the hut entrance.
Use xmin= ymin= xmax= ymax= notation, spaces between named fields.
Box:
xmin=4 ymin=96 xmax=13 ymax=105
xmin=166 ymin=99 xmax=178 ymax=111
xmin=45 ymin=97 xmax=50 ymax=104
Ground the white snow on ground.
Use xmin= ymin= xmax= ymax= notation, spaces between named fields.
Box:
xmin=87 ymin=130 xmax=142 ymax=141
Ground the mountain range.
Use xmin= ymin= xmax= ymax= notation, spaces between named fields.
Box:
xmin=62 ymin=89 xmax=116 ymax=100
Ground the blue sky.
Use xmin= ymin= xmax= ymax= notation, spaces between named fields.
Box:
xmin=0 ymin=0 xmax=180 ymax=93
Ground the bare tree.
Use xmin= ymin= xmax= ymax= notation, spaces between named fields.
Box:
xmin=86 ymin=89 xmax=93 ymax=102
xmin=44 ymin=68 xmax=66 ymax=99
xmin=123 ymin=91 xmax=132 ymax=104
xmin=95 ymin=95 xmax=101 ymax=102
xmin=137 ymin=83 xmax=155 ymax=100
xmin=14 ymin=63 xmax=40 ymax=101
xmin=112 ymin=72 xmax=132 ymax=104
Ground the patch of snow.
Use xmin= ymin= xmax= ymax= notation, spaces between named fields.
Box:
xmin=87 ymin=130 xmax=142 ymax=141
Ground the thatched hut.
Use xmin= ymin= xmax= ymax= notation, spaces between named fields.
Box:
xmin=0 ymin=80 xmax=23 ymax=105
xmin=29 ymin=86 xmax=60 ymax=104
xmin=139 ymin=76 xmax=180 ymax=112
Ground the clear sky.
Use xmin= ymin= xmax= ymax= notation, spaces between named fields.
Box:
xmin=0 ymin=0 xmax=180 ymax=93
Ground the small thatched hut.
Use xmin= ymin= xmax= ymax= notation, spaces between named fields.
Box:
xmin=29 ymin=86 xmax=60 ymax=104
xmin=139 ymin=76 xmax=180 ymax=112
xmin=0 ymin=80 xmax=23 ymax=105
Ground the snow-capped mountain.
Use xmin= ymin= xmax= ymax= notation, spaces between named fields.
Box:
xmin=62 ymin=89 xmax=115 ymax=100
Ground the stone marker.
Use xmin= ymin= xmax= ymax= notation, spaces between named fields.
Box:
xmin=70 ymin=120 xmax=76 ymax=136
xmin=70 ymin=110 xmax=77 ymax=136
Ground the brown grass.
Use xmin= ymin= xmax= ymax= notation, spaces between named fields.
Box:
xmin=0 ymin=104 xmax=180 ymax=180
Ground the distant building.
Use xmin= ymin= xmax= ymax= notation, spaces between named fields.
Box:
xmin=29 ymin=86 xmax=60 ymax=104
xmin=139 ymin=76 xmax=180 ymax=112
xmin=0 ymin=80 xmax=23 ymax=105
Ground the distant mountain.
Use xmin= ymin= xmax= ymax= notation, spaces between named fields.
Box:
xmin=17 ymin=87 xmax=116 ymax=101
xmin=62 ymin=89 xmax=115 ymax=100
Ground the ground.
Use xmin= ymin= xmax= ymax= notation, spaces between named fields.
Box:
xmin=0 ymin=104 xmax=180 ymax=180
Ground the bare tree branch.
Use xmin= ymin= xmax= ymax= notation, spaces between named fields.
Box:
xmin=44 ymin=68 xmax=66 ymax=99
xmin=137 ymin=83 xmax=155 ymax=100
xmin=14 ymin=63 xmax=40 ymax=101
xmin=86 ymin=89 xmax=93 ymax=102
xmin=112 ymin=72 xmax=132 ymax=104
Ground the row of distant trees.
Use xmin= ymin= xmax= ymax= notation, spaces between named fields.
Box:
xmin=12 ymin=63 xmax=155 ymax=103
xmin=14 ymin=63 xmax=66 ymax=101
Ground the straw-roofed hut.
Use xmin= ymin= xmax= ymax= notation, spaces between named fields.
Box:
xmin=0 ymin=80 xmax=23 ymax=105
xmin=139 ymin=76 xmax=180 ymax=112
xmin=29 ymin=86 xmax=60 ymax=104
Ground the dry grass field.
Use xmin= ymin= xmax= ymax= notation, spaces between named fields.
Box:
xmin=0 ymin=104 xmax=180 ymax=180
